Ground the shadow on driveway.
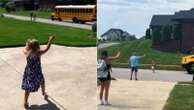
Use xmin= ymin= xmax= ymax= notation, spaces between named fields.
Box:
xmin=29 ymin=98 xmax=66 ymax=110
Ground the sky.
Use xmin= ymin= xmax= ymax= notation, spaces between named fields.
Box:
xmin=97 ymin=0 xmax=194 ymax=38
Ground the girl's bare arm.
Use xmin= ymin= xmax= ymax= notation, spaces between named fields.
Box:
xmin=109 ymin=50 xmax=121 ymax=60
xmin=23 ymin=42 xmax=30 ymax=55
xmin=40 ymin=36 xmax=55 ymax=55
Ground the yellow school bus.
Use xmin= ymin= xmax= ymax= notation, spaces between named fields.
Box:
xmin=51 ymin=5 xmax=96 ymax=23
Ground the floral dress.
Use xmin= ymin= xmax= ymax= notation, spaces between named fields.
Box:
xmin=21 ymin=54 xmax=45 ymax=92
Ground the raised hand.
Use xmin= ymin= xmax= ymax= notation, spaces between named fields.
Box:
xmin=49 ymin=36 xmax=55 ymax=42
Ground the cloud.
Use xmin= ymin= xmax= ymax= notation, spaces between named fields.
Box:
xmin=97 ymin=0 xmax=194 ymax=38
xmin=98 ymin=1 xmax=130 ymax=7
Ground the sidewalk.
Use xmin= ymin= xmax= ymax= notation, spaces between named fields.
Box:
xmin=98 ymin=79 xmax=176 ymax=110
xmin=3 ymin=14 xmax=92 ymax=30
xmin=0 ymin=45 xmax=97 ymax=110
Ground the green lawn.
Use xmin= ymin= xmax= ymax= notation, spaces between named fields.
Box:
xmin=163 ymin=82 xmax=194 ymax=110
xmin=0 ymin=17 xmax=96 ymax=47
xmin=10 ymin=10 xmax=51 ymax=19
xmin=98 ymin=40 xmax=185 ymax=70
xmin=0 ymin=7 xmax=6 ymax=14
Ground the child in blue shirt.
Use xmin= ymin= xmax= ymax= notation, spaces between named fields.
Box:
xmin=129 ymin=53 xmax=146 ymax=80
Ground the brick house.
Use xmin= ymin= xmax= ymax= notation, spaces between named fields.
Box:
xmin=150 ymin=8 xmax=194 ymax=53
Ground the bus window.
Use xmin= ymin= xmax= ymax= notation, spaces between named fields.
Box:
xmin=78 ymin=8 xmax=80 ymax=13
xmin=83 ymin=9 xmax=85 ymax=13
xmin=73 ymin=8 xmax=75 ymax=13
xmin=75 ymin=9 xmax=78 ymax=13
xmin=71 ymin=9 xmax=73 ymax=13
xmin=67 ymin=9 xmax=69 ymax=13
xmin=89 ymin=9 xmax=92 ymax=13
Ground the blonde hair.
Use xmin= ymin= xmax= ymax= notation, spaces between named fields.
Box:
xmin=27 ymin=39 xmax=40 ymax=54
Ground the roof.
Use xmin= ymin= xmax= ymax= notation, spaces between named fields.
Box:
xmin=150 ymin=15 xmax=175 ymax=27
xmin=173 ymin=8 xmax=194 ymax=20
xmin=101 ymin=28 xmax=123 ymax=37
xmin=150 ymin=8 xmax=194 ymax=27
xmin=55 ymin=5 xmax=95 ymax=9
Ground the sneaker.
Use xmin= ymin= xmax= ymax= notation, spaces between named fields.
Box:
xmin=99 ymin=101 xmax=104 ymax=105
xmin=104 ymin=101 xmax=111 ymax=106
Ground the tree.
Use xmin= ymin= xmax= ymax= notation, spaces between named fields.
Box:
xmin=145 ymin=28 xmax=151 ymax=39
xmin=92 ymin=22 xmax=96 ymax=38
xmin=172 ymin=24 xmax=182 ymax=40
xmin=161 ymin=25 xmax=172 ymax=42
xmin=0 ymin=0 xmax=10 ymax=7
xmin=152 ymin=28 xmax=162 ymax=45
xmin=5 ymin=1 xmax=15 ymax=12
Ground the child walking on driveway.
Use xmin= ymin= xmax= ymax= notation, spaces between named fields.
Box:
xmin=21 ymin=36 xmax=55 ymax=109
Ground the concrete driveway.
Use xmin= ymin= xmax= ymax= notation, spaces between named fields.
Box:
xmin=0 ymin=45 xmax=96 ymax=110
xmin=98 ymin=80 xmax=176 ymax=110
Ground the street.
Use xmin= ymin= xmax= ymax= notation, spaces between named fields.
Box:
xmin=3 ymin=14 xmax=93 ymax=30
xmin=111 ymin=68 xmax=192 ymax=82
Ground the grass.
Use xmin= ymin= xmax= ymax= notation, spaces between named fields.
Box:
xmin=98 ymin=40 xmax=185 ymax=70
xmin=0 ymin=17 xmax=96 ymax=47
xmin=10 ymin=10 xmax=51 ymax=19
xmin=0 ymin=7 xmax=6 ymax=14
xmin=163 ymin=82 xmax=194 ymax=110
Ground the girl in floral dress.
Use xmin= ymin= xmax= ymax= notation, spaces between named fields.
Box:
xmin=21 ymin=36 xmax=55 ymax=109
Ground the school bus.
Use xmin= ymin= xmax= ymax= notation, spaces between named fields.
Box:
xmin=51 ymin=5 xmax=96 ymax=23
xmin=182 ymin=55 xmax=194 ymax=74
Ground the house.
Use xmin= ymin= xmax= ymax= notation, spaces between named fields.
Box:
xmin=150 ymin=15 xmax=176 ymax=28
xmin=13 ymin=0 xmax=58 ymax=11
xmin=100 ymin=28 xmax=136 ymax=41
xmin=12 ymin=0 xmax=38 ymax=10
xmin=150 ymin=8 xmax=194 ymax=53
xmin=12 ymin=0 xmax=96 ymax=11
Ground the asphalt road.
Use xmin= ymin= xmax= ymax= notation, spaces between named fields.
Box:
xmin=3 ymin=14 xmax=92 ymax=30
xmin=111 ymin=68 xmax=193 ymax=82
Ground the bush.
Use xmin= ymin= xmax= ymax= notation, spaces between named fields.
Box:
xmin=161 ymin=25 xmax=172 ymax=42
xmin=5 ymin=2 xmax=15 ymax=12
xmin=152 ymin=28 xmax=162 ymax=45
xmin=0 ymin=0 xmax=9 ymax=7
xmin=172 ymin=24 xmax=182 ymax=40
xmin=145 ymin=28 xmax=151 ymax=39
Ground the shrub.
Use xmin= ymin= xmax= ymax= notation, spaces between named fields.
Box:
xmin=161 ymin=25 xmax=172 ymax=42
xmin=5 ymin=1 xmax=15 ymax=12
xmin=152 ymin=28 xmax=162 ymax=45
xmin=172 ymin=24 xmax=182 ymax=40
xmin=0 ymin=0 xmax=9 ymax=7
xmin=145 ymin=28 xmax=151 ymax=39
